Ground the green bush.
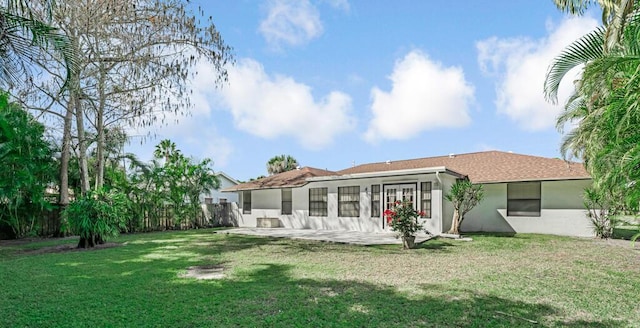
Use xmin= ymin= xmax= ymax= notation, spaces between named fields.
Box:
xmin=64 ymin=189 xmax=129 ymax=248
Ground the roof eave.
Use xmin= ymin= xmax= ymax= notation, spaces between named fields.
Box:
xmin=475 ymin=176 xmax=592 ymax=184
xmin=307 ymin=166 xmax=462 ymax=181
xmin=221 ymin=182 xmax=309 ymax=192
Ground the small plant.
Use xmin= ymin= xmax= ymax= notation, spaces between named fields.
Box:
xmin=384 ymin=200 xmax=424 ymax=238
xmin=445 ymin=179 xmax=484 ymax=235
xmin=584 ymin=187 xmax=616 ymax=239
xmin=64 ymin=188 xmax=129 ymax=248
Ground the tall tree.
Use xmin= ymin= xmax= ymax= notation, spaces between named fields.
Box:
xmin=546 ymin=1 xmax=640 ymax=208
xmin=551 ymin=0 xmax=635 ymax=52
xmin=154 ymin=139 xmax=179 ymax=164
xmin=19 ymin=0 xmax=232 ymax=206
xmin=267 ymin=155 xmax=299 ymax=175
xmin=0 ymin=92 xmax=55 ymax=238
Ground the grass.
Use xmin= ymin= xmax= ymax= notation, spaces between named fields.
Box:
xmin=0 ymin=230 xmax=638 ymax=327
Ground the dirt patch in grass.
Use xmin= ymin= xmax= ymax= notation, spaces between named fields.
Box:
xmin=180 ymin=264 xmax=226 ymax=280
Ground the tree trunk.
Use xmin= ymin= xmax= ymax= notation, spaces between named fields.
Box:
xmin=95 ymin=66 xmax=107 ymax=190
xmin=77 ymin=234 xmax=95 ymax=248
xmin=448 ymin=208 xmax=461 ymax=235
xmin=75 ymin=90 xmax=90 ymax=195
xmin=56 ymin=100 xmax=74 ymax=237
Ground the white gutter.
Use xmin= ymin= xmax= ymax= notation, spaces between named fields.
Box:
xmin=436 ymin=171 xmax=443 ymax=186
xmin=307 ymin=166 xmax=464 ymax=182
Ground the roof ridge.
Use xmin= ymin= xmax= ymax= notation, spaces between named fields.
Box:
xmin=345 ymin=150 xmax=507 ymax=169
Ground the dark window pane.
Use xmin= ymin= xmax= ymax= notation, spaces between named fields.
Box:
xmin=371 ymin=184 xmax=380 ymax=217
xmin=421 ymin=182 xmax=432 ymax=218
xmin=338 ymin=186 xmax=360 ymax=217
xmin=309 ymin=187 xmax=328 ymax=216
xmin=507 ymin=182 xmax=541 ymax=217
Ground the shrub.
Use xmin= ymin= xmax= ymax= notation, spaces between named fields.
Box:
xmin=64 ymin=189 xmax=129 ymax=248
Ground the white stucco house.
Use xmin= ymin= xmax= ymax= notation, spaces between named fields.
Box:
xmin=222 ymin=151 xmax=593 ymax=237
xmin=200 ymin=171 xmax=240 ymax=204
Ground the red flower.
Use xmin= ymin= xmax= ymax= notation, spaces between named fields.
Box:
xmin=383 ymin=209 xmax=395 ymax=217
xmin=395 ymin=200 xmax=401 ymax=205
xmin=418 ymin=211 xmax=426 ymax=217
xmin=386 ymin=216 xmax=392 ymax=224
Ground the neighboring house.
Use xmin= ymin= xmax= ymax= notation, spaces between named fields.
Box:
xmin=201 ymin=171 xmax=240 ymax=204
xmin=222 ymin=151 xmax=593 ymax=237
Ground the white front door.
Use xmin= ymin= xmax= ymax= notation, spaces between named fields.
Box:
xmin=383 ymin=184 xmax=416 ymax=229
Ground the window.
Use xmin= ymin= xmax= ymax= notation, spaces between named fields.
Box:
xmin=219 ymin=198 xmax=227 ymax=204
xmin=204 ymin=197 xmax=213 ymax=205
xmin=242 ymin=191 xmax=251 ymax=214
xmin=507 ymin=182 xmax=541 ymax=216
xmin=338 ymin=186 xmax=360 ymax=217
xmin=282 ymin=189 xmax=292 ymax=215
xmin=371 ymin=185 xmax=381 ymax=217
xmin=421 ymin=182 xmax=432 ymax=218
xmin=309 ymin=188 xmax=328 ymax=216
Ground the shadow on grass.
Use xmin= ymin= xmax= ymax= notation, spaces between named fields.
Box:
xmin=461 ymin=232 xmax=517 ymax=238
xmin=613 ymin=227 xmax=640 ymax=240
xmin=154 ymin=263 xmax=626 ymax=328
xmin=415 ymin=238 xmax=456 ymax=251
xmin=0 ymin=231 xmax=632 ymax=327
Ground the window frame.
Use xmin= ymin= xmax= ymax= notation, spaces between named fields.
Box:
xmin=242 ymin=190 xmax=251 ymax=214
xmin=507 ymin=181 xmax=541 ymax=217
xmin=309 ymin=187 xmax=328 ymax=217
xmin=281 ymin=188 xmax=292 ymax=215
xmin=420 ymin=182 xmax=432 ymax=218
xmin=338 ymin=186 xmax=360 ymax=217
xmin=371 ymin=184 xmax=381 ymax=217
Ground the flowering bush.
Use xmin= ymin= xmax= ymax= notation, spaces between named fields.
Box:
xmin=384 ymin=200 xmax=425 ymax=238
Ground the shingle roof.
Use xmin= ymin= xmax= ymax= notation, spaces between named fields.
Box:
xmin=337 ymin=151 xmax=589 ymax=183
xmin=223 ymin=151 xmax=589 ymax=191
xmin=222 ymin=167 xmax=337 ymax=191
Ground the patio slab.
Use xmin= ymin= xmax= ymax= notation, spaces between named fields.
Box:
xmin=220 ymin=228 xmax=435 ymax=246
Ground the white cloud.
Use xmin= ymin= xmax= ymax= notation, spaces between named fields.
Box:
xmin=477 ymin=16 xmax=598 ymax=130
xmin=321 ymin=0 xmax=350 ymax=12
xmin=217 ymin=58 xmax=355 ymax=149
xmin=259 ymin=0 xmax=323 ymax=48
xmin=364 ymin=50 xmax=475 ymax=142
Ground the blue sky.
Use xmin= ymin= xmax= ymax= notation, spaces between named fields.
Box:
xmin=127 ymin=1 xmax=599 ymax=182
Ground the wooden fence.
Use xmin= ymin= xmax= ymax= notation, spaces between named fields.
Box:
xmin=1 ymin=202 xmax=237 ymax=239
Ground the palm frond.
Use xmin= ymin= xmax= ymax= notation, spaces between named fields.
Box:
xmin=544 ymin=27 xmax=606 ymax=103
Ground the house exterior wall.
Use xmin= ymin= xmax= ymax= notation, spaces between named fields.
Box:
xmin=201 ymin=174 xmax=239 ymax=204
xmin=230 ymin=176 xmax=593 ymax=237
xmin=233 ymin=173 xmax=447 ymax=233
xmin=462 ymin=179 xmax=593 ymax=237
xmin=439 ymin=174 xmax=457 ymax=234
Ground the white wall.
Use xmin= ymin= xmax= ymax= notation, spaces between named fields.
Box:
xmin=201 ymin=174 xmax=239 ymax=204
xmin=232 ymin=173 xmax=447 ymax=233
xmin=439 ymin=174 xmax=457 ymax=234
xmin=463 ymin=179 xmax=593 ymax=237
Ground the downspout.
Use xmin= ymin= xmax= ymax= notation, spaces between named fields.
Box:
xmin=435 ymin=171 xmax=443 ymax=234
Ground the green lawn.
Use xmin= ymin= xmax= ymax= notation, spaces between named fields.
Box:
xmin=0 ymin=230 xmax=638 ymax=327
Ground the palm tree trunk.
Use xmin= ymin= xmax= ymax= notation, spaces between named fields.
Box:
xmin=448 ymin=209 xmax=460 ymax=234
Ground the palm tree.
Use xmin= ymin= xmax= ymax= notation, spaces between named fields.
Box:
xmin=549 ymin=7 xmax=640 ymax=208
xmin=0 ymin=0 xmax=74 ymax=88
xmin=266 ymin=154 xmax=299 ymax=175
xmin=552 ymin=0 xmax=635 ymax=52
xmin=154 ymin=139 xmax=180 ymax=163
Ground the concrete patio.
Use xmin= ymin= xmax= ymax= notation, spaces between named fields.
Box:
xmin=220 ymin=227 xmax=435 ymax=246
